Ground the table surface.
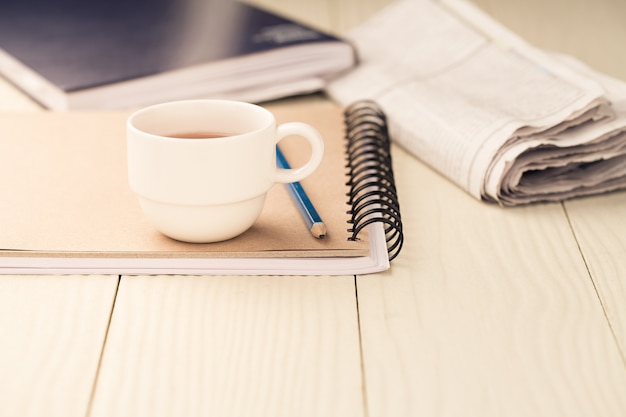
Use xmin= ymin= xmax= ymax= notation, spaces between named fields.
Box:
xmin=2 ymin=1 xmax=626 ymax=416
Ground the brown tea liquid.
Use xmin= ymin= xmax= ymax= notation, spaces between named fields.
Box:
xmin=165 ymin=131 xmax=232 ymax=139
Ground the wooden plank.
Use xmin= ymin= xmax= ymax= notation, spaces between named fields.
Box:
xmin=331 ymin=0 xmax=393 ymax=34
xmin=356 ymin=147 xmax=626 ymax=417
xmin=0 ymin=275 xmax=118 ymax=417
xmin=470 ymin=0 xmax=626 ymax=81
xmin=245 ymin=0 xmax=393 ymax=35
xmin=0 ymin=77 xmax=42 ymax=111
xmin=89 ymin=275 xmax=364 ymax=417
xmin=565 ymin=191 xmax=626 ymax=358
xmin=245 ymin=0 xmax=334 ymax=33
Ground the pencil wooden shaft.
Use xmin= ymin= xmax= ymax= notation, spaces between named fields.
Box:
xmin=276 ymin=145 xmax=326 ymax=238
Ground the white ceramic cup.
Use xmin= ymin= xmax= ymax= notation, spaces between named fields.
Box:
xmin=127 ymin=99 xmax=324 ymax=243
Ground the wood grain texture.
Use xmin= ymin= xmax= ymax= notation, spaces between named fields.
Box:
xmin=0 ymin=77 xmax=42 ymax=111
xmin=471 ymin=0 xmax=626 ymax=80
xmin=245 ymin=0 xmax=334 ymax=33
xmin=565 ymin=192 xmax=626 ymax=360
xmin=0 ymin=275 xmax=118 ymax=417
xmin=89 ymin=275 xmax=363 ymax=417
xmin=356 ymin=146 xmax=626 ymax=417
xmin=327 ymin=0 xmax=393 ymax=34
xmin=0 ymin=2 xmax=625 ymax=417
xmin=245 ymin=0 xmax=392 ymax=35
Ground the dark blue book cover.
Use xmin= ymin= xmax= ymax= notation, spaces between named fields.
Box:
xmin=0 ymin=0 xmax=355 ymax=108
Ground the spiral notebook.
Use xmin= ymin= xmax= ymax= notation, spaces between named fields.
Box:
xmin=0 ymin=101 xmax=402 ymax=275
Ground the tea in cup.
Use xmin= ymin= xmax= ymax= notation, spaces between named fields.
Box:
xmin=127 ymin=99 xmax=324 ymax=242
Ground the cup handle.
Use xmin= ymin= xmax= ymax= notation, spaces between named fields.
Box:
xmin=274 ymin=122 xmax=324 ymax=183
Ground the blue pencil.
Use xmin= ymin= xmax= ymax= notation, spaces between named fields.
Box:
xmin=276 ymin=145 xmax=327 ymax=239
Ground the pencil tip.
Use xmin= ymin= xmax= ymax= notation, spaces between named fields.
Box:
xmin=311 ymin=222 xmax=327 ymax=239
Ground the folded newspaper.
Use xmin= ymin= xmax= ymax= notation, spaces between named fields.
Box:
xmin=326 ymin=0 xmax=626 ymax=205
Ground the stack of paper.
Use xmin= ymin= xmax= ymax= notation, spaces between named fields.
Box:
xmin=327 ymin=0 xmax=626 ymax=205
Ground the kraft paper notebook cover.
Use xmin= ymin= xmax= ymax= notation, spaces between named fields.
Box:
xmin=0 ymin=101 xmax=403 ymax=275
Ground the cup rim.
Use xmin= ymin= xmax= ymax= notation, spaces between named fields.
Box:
xmin=127 ymin=99 xmax=274 ymax=143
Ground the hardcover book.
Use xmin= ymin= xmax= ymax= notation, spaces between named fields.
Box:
xmin=0 ymin=0 xmax=356 ymax=110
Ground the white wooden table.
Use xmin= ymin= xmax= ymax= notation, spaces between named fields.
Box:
xmin=1 ymin=1 xmax=625 ymax=416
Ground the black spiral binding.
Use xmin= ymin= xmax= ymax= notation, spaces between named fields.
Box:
xmin=344 ymin=100 xmax=404 ymax=261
